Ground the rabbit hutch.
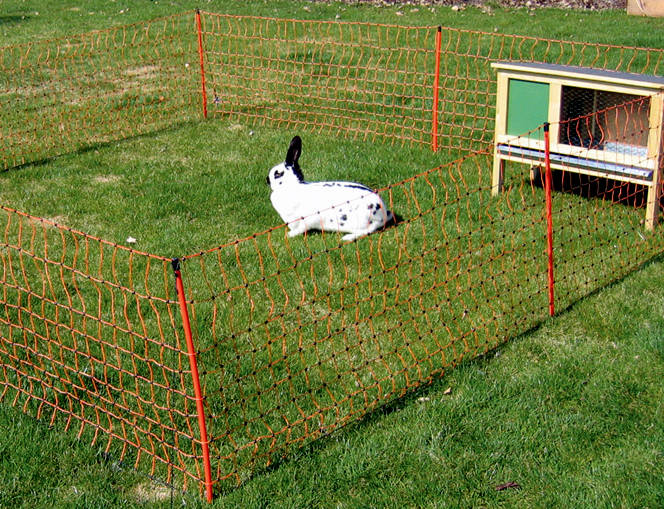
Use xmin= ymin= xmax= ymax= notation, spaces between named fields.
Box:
xmin=491 ymin=61 xmax=664 ymax=229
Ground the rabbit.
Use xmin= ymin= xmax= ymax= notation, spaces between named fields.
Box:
xmin=267 ymin=136 xmax=394 ymax=242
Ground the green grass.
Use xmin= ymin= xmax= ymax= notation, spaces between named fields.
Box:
xmin=0 ymin=120 xmax=444 ymax=255
xmin=1 ymin=1 xmax=663 ymax=507
xmin=1 ymin=1 xmax=663 ymax=48
xmin=217 ymin=259 xmax=664 ymax=508
xmin=2 ymin=255 xmax=663 ymax=507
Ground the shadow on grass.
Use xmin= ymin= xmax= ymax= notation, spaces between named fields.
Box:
xmin=530 ymin=166 xmax=655 ymax=209
xmin=217 ymin=246 xmax=664 ymax=498
xmin=0 ymin=15 xmax=30 ymax=26
xmin=0 ymin=119 xmax=204 ymax=175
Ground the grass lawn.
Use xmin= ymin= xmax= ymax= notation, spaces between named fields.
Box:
xmin=1 ymin=1 xmax=663 ymax=507
xmin=2 ymin=252 xmax=663 ymax=507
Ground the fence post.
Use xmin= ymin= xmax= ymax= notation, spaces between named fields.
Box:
xmin=172 ymin=258 xmax=214 ymax=502
xmin=432 ymin=26 xmax=442 ymax=152
xmin=195 ymin=9 xmax=208 ymax=120
xmin=543 ymin=123 xmax=555 ymax=317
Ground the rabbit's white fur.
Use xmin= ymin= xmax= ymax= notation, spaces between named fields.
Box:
xmin=267 ymin=136 xmax=393 ymax=242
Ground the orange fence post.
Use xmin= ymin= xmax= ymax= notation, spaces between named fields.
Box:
xmin=543 ymin=122 xmax=555 ymax=317
xmin=432 ymin=26 xmax=442 ymax=152
xmin=195 ymin=9 xmax=208 ymax=120
xmin=172 ymin=258 xmax=214 ymax=502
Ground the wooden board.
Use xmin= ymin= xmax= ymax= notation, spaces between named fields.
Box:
xmin=628 ymin=0 xmax=664 ymax=17
xmin=491 ymin=62 xmax=664 ymax=94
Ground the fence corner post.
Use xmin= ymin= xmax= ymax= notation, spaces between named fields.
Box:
xmin=195 ymin=9 xmax=209 ymax=120
xmin=432 ymin=26 xmax=442 ymax=152
xmin=543 ymin=123 xmax=555 ymax=317
xmin=172 ymin=257 xmax=214 ymax=502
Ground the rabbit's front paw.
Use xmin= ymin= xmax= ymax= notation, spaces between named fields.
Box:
xmin=341 ymin=231 xmax=365 ymax=242
xmin=287 ymin=222 xmax=307 ymax=237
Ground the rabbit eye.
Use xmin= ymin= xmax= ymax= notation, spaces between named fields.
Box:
xmin=273 ymin=169 xmax=284 ymax=180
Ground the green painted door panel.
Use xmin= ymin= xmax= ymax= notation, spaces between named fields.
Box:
xmin=507 ymin=79 xmax=550 ymax=140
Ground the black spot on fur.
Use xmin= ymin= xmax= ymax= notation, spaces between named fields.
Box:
xmin=322 ymin=182 xmax=371 ymax=191
xmin=341 ymin=214 xmax=348 ymax=221
xmin=344 ymin=183 xmax=372 ymax=192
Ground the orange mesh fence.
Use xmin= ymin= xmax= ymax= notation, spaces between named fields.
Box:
xmin=548 ymin=93 xmax=663 ymax=311
xmin=179 ymin=150 xmax=550 ymax=489
xmin=0 ymin=206 xmax=209 ymax=491
xmin=433 ymin=29 xmax=664 ymax=153
xmin=200 ymin=13 xmax=438 ymax=148
xmin=2 ymin=10 xmax=664 ymax=500
xmin=3 ymin=11 xmax=664 ymax=167
xmin=180 ymin=96 xmax=664 ymax=489
xmin=0 ymin=12 xmax=200 ymax=169
xmin=197 ymin=12 xmax=664 ymax=154
xmin=498 ymin=91 xmax=664 ymax=312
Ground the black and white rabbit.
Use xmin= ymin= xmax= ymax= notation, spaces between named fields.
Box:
xmin=267 ymin=136 xmax=394 ymax=242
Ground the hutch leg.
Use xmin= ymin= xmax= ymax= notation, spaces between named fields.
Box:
xmin=492 ymin=154 xmax=505 ymax=196
xmin=645 ymin=183 xmax=660 ymax=231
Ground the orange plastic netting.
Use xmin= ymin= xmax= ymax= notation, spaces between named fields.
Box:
xmin=1 ymin=11 xmax=663 ymax=498
xmin=0 ymin=207 xmax=209 ymax=489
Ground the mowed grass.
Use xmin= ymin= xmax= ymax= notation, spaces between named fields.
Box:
xmin=2 ymin=252 xmax=663 ymax=507
xmin=0 ymin=120 xmax=444 ymax=256
xmin=1 ymin=0 xmax=663 ymax=48
xmin=1 ymin=113 xmax=662 ymax=508
xmin=216 ymin=257 xmax=664 ymax=509
xmin=1 ymin=1 xmax=664 ymax=507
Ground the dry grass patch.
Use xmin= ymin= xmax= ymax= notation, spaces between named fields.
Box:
xmin=132 ymin=480 xmax=174 ymax=504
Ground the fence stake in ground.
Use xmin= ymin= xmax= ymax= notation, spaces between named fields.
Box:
xmin=172 ymin=258 xmax=214 ymax=502
xmin=432 ymin=26 xmax=442 ymax=152
xmin=195 ymin=9 xmax=208 ymax=120
xmin=544 ymin=122 xmax=555 ymax=316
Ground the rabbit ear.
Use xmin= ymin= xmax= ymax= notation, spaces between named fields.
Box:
xmin=286 ymin=136 xmax=302 ymax=168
